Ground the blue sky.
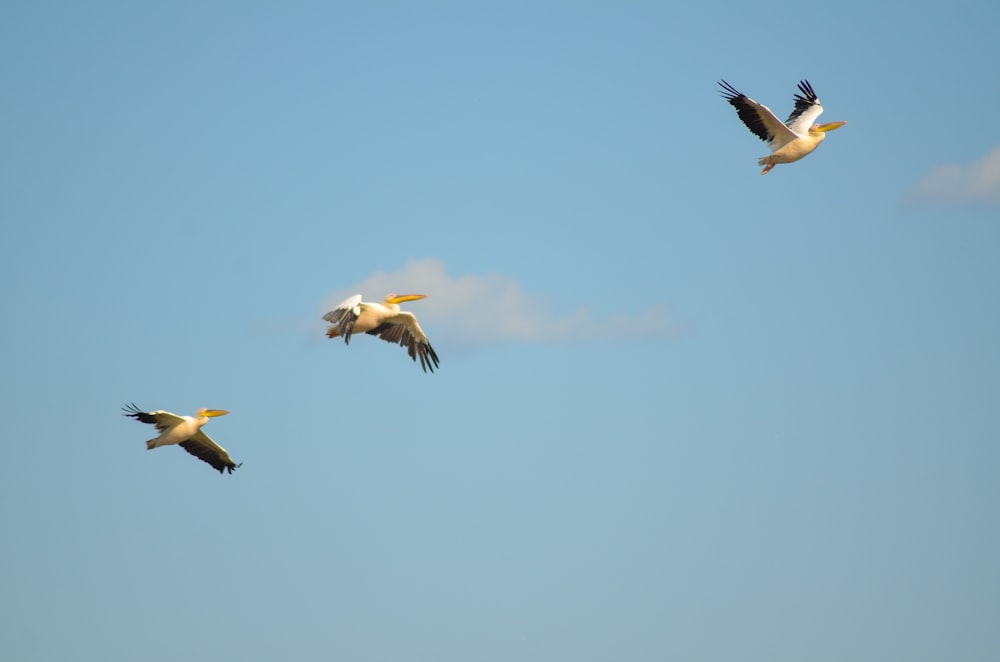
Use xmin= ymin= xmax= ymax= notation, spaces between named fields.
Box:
xmin=2 ymin=2 xmax=999 ymax=660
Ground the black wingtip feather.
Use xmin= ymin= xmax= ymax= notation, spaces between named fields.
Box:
xmin=179 ymin=440 xmax=241 ymax=475
xmin=717 ymin=79 xmax=744 ymax=102
xmin=122 ymin=402 xmax=158 ymax=425
xmin=794 ymin=79 xmax=819 ymax=104
xmin=718 ymin=79 xmax=773 ymax=144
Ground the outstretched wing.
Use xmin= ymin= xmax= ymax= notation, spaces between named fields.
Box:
xmin=719 ymin=79 xmax=800 ymax=148
xmin=122 ymin=403 xmax=184 ymax=433
xmin=180 ymin=429 xmax=242 ymax=474
xmin=784 ymin=79 xmax=824 ymax=135
xmin=367 ymin=313 xmax=440 ymax=373
xmin=322 ymin=294 xmax=364 ymax=344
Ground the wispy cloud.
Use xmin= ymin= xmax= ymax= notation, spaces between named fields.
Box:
xmin=906 ymin=145 xmax=1000 ymax=206
xmin=320 ymin=258 xmax=674 ymax=347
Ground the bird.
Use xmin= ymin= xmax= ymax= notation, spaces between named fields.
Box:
xmin=122 ymin=403 xmax=242 ymax=474
xmin=323 ymin=293 xmax=440 ymax=372
xmin=719 ymin=79 xmax=846 ymax=174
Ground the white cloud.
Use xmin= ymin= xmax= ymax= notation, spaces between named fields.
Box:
xmin=907 ymin=145 xmax=1000 ymax=206
xmin=321 ymin=258 xmax=674 ymax=347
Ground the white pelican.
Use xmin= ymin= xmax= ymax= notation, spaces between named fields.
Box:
xmin=719 ymin=79 xmax=846 ymax=174
xmin=323 ymin=293 xmax=440 ymax=372
xmin=122 ymin=403 xmax=242 ymax=474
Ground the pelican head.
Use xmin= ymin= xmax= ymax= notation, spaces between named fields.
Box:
xmin=385 ymin=293 xmax=428 ymax=305
xmin=813 ymin=120 xmax=847 ymax=133
xmin=197 ymin=408 xmax=230 ymax=418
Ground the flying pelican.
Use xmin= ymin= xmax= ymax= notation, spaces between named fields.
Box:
xmin=323 ymin=293 xmax=440 ymax=372
xmin=719 ymin=79 xmax=846 ymax=174
xmin=122 ymin=403 xmax=242 ymax=474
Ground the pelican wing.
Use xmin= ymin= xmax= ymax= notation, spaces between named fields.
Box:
xmin=180 ymin=429 xmax=242 ymax=474
xmin=719 ymin=80 xmax=800 ymax=148
xmin=368 ymin=313 xmax=440 ymax=373
xmin=122 ymin=403 xmax=184 ymax=432
xmin=784 ymin=80 xmax=824 ymax=135
xmin=322 ymin=294 xmax=364 ymax=344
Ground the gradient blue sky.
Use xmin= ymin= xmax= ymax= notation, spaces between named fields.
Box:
xmin=3 ymin=2 xmax=999 ymax=661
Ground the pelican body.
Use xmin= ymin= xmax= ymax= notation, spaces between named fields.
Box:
xmin=719 ymin=79 xmax=846 ymax=174
xmin=122 ymin=403 xmax=241 ymax=474
xmin=323 ymin=293 xmax=440 ymax=372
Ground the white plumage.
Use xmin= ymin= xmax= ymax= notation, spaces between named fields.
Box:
xmin=719 ymin=79 xmax=847 ymax=174
xmin=323 ymin=293 xmax=440 ymax=372
xmin=123 ymin=403 xmax=241 ymax=474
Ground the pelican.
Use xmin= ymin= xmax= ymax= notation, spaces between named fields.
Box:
xmin=323 ymin=293 xmax=440 ymax=372
xmin=122 ymin=403 xmax=242 ymax=474
xmin=719 ymin=79 xmax=846 ymax=174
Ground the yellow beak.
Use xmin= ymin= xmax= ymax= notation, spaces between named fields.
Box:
xmin=816 ymin=121 xmax=847 ymax=132
xmin=202 ymin=409 xmax=230 ymax=418
xmin=388 ymin=294 xmax=428 ymax=304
